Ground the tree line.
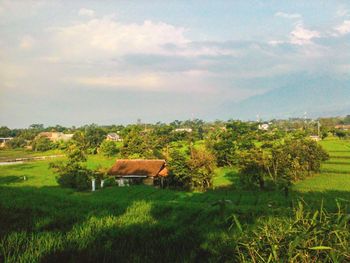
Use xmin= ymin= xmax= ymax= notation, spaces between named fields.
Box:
xmin=1 ymin=119 xmax=333 ymax=192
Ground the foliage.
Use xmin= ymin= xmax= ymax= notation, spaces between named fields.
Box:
xmin=168 ymin=149 xmax=191 ymax=188
xmin=66 ymin=144 xmax=87 ymax=163
xmin=168 ymin=147 xmax=216 ymax=191
xmin=120 ymin=126 xmax=165 ymax=159
xmin=0 ymin=139 xmax=349 ymax=262
xmin=334 ymin=129 xmax=347 ymax=140
xmin=84 ymin=124 xmax=107 ymax=153
xmin=187 ymin=148 xmax=216 ymax=190
xmin=50 ymin=161 xmax=92 ymax=191
xmin=229 ymin=201 xmax=350 ymax=262
xmin=5 ymin=137 xmax=27 ymax=149
xmin=0 ymin=126 xmax=12 ymax=137
xmin=238 ymin=147 xmax=268 ymax=189
xmin=206 ymin=130 xmax=237 ymax=167
xmin=121 ymin=126 xmax=149 ymax=158
xmin=238 ymin=138 xmax=330 ymax=190
xmin=70 ymin=125 xmax=107 ymax=154
xmin=50 ymin=144 xmax=91 ymax=190
xmin=31 ymin=136 xmax=55 ymax=152
xmin=99 ymin=140 xmax=118 ymax=157
xmin=206 ymin=121 xmax=256 ymax=167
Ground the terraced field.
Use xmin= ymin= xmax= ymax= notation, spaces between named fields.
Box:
xmin=0 ymin=139 xmax=349 ymax=262
xmin=294 ymin=138 xmax=350 ymax=193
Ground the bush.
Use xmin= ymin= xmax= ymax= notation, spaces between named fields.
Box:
xmin=99 ymin=140 xmax=118 ymax=157
xmin=50 ymin=144 xmax=91 ymax=191
xmin=32 ymin=136 xmax=55 ymax=152
xmin=238 ymin=138 xmax=329 ymax=190
xmin=5 ymin=137 xmax=27 ymax=149
xmin=51 ymin=162 xmax=92 ymax=191
xmin=232 ymin=202 xmax=350 ymax=262
xmin=102 ymin=177 xmax=116 ymax=187
xmin=168 ymin=147 xmax=216 ymax=191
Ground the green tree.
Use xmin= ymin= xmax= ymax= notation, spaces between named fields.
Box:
xmin=84 ymin=124 xmax=107 ymax=153
xmin=334 ymin=129 xmax=347 ymax=140
xmin=5 ymin=137 xmax=27 ymax=149
xmin=29 ymin=124 xmax=44 ymax=130
xmin=206 ymin=130 xmax=237 ymax=167
xmin=238 ymin=138 xmax=329 ymax=190
xmin=168 ymin=147 xmax=216 ymax=191
xmin=99 ymin=140 xmax=118 ymax=157
xmin=0 ymin=126 xmax=11 ymax=137
xmin=121 ymin=126 xmax=147 ymax=158
xmin=206 ymin=121 xmax=255 ymax=167
xmin=238 ymin=147 xmax=269 ymax=189
xmin=32 ymin=136 xmax=54 ymax=152
xmin=187 ymin=148 xmax=216 ymax=190
xmin=50 ymin=144 xmax=91 ymax=190
xmin=168 ymin=149 xmax=191 ymax=188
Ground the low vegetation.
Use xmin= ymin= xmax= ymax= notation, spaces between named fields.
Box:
xmin=0 ymin=120 xmax=349 ymax=262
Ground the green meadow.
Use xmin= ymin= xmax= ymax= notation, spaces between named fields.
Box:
xmin=0 ymin=138 xmax=349 ymax=262
xmin=0 ymin=149 xmax=63 ymax=161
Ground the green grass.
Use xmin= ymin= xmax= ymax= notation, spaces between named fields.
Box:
xmin=213 ymin=167 xmax=239 ymax=187
xmin=294 ymin=173 xmax=350 ymax=192
xmin=318 ymin=137 xmax=350 ymax=152
xmin=0 ymin=143 xmax=349 ymax=262
xmin=0 ymin=148 xmax=63 ymax=161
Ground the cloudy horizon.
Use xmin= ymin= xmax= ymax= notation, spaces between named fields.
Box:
xmin=1 ymin=1 xmax=350 ymax=128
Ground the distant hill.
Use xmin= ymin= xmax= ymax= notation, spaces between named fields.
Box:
xmin=221 ymin=75 xmax=350 ymax=120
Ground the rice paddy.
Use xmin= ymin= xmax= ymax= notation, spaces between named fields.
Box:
xmin=0 ymin=137 xmax=349 ymax=262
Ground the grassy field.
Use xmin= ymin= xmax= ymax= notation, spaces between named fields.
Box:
xmin=0 ymin=138 xmax=349 ymax=262
xmin=0 ymin=149 xmax=63 ymax=161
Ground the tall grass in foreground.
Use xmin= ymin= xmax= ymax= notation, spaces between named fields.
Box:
xmin=0 ymin=200 xmax=349 ymax=262
xmin=230 ymin=201 xmax=350 ymax=262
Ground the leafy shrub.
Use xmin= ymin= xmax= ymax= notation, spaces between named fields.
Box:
xmin=51 ymin=162 xmax=92 ymax=191
xmin=99 ymin=140 xmax=118 ymax=157
xmin=238 ymin=138 xmax=329 ymax=190
xmin=32 ymin=136 xmax=55 ymax=152
xmin=232 ymin=202 xmax=350 ymax=262
xmin=5 ymin=137 xmax=27 ymax=149
xmin=102 ymin=177 xmax=116 ymax=187
xmin=50 ymin=144 xmax=91 ymax=191
xmin=168 ymin=147 xmax=216 ymax=191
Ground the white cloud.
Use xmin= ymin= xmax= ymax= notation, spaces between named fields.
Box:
xmin=74 ymin=70 xmax=218 ymax=94
xmin=49 ymin=17 xmax=189 ymax=60
xmin=336 ymin=64 xmax=350 ymax=74
xmin=19 ymin=35 xmax=35 ymax=49
xmin=76 ymin=74 xmax=162 ymax=91
xmin=47 ymin=16 xmax=240 ymax=62
xmin=336 ymin=7 xmax=349 ymax=17
xmin=290 ymin=24 xmax=320 ymax=45
xmin=0 ymin=0 xmax=48 ymax=17
xmin=268 ymin=40 xmax=285 ymax=46
xmin=334 ymin=20 xmax=350 ymax=35
xmin=78 ymin=8 xmax=95 ymax=17
xmin=275 ymin=12 xmax=301 ymax=19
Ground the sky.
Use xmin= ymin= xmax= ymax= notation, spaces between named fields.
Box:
xmin=1 ymin=0 xmax=350 ymax=128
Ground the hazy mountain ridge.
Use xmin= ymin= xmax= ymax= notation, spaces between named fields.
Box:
xmin=223 ymin=75 xmax=350 ymax=120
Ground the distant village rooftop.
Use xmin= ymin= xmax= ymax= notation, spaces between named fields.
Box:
xmin=38 ymin=132 xmax=73 ymax=142
xmin=174 ymin=128 xmax=192 ymax=133
xmin=108 ymin=159 xmax=168 ymax=178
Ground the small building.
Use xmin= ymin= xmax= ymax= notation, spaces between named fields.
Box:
xmin=108 ymin=159 xmax=168 ymax=187
xmin=258 ymin=123 xmax=269 ymax=131
xmin=335 ymin=125 xmax=350 ymax=131
xmin=0 ymin=137 xmax=13 ymax=148
xmin=38 ymin=132 xmax=73 ymax=142
xmin=106 ymin=133 xmax=122 ymax=142
xmin=174 ymin=128 xmax=192 ymax=133
xmin=309 ymin=135 xmax=321 ymax=141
